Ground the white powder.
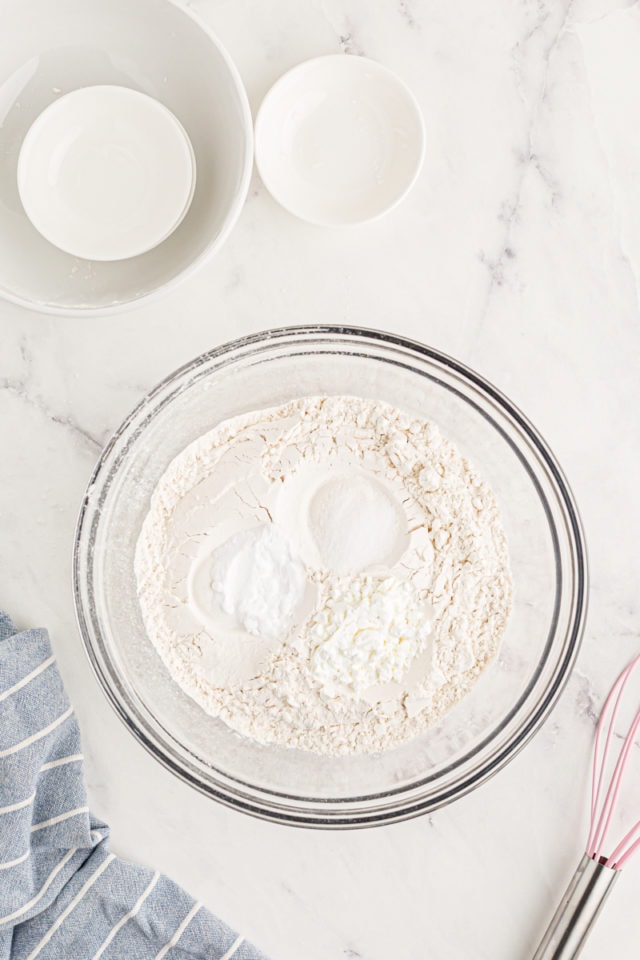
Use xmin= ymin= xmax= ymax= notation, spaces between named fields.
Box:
xmin=308 ymin=574 xmax=432 ymax=691
xmin=209 ymin=524 xmax=306 ymax=641
xmin=309 ymin=474 xmax=406 ymax=574
xmin=135 ymin=395 xmax=512 ymax=755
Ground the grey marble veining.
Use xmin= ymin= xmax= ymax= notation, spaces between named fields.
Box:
xmin=2 ymin=1 xmax=640 ymax=957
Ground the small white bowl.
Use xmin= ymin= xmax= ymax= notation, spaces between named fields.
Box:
xmin=17 ymin=85 xmax=196 ymax=262
xmin=255 ymin=55 xmax=425 ymax=227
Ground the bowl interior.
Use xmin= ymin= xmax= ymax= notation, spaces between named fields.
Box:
xmin=17 ymin=86 xmax=197 ymax=262
xmin=0 ymin=0 xmax=252 ymax=313
xmin=75 ymin=329 xmax=585 ymax=826
xmin=255 ymin=55 xmax=425 ymax=226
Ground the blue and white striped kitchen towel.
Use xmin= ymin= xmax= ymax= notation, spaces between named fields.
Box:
xmin=0 ymin=611 xmax=269 ymax=960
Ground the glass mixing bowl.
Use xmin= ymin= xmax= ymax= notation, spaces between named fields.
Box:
xmin=73 ymin=327 xmax=587 ymax=827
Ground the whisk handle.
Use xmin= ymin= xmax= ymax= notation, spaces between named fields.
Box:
xmin=531 ymin=854 xmax=619 ymax=960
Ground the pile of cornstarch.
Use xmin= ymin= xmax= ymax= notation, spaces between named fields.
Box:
xmin=135 ymin=396 xmax=512 ymax=754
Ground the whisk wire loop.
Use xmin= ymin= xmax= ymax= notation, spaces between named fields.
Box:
xmin=587 ymin=653 xmax=640 ymax=868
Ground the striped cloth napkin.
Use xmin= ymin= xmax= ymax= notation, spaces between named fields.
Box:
xmin=0 ymin=611 xmax=269 ymax=960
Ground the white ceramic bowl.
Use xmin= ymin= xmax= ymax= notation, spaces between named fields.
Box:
xmin=255 ymin=55 xmax=425 ymax=226
xmin=18 ymin=86 xmax=196 ymax=262
xmin=0 ymin=0 xmax=252 ymax=314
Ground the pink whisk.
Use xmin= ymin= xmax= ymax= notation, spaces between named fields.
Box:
xmin=532 ymin=654 xmax=640 ymax=959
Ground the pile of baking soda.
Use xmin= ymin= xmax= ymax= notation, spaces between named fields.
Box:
xmin=135 ymin=396 xmax=512 ymax=754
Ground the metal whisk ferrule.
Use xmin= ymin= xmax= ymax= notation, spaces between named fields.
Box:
xmin=531 ymin=855 xmax=618 ymax=960
xmin=531 ymin=651 xmax=640 ymax=959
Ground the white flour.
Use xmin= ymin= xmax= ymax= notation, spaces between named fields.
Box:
xmin=135 ymin=396 xmax=512 ymax=755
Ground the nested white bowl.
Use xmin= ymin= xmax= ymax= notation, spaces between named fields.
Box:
xmin=0 ymin=0 xmax=252 ymax=315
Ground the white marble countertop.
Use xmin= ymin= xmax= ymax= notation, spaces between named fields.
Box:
xmin=3 ymin=1 xmax=640 ymax=957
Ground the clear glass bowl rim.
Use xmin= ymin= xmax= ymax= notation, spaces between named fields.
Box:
xmin=73 ymin=325 xmax=588 ymax=828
